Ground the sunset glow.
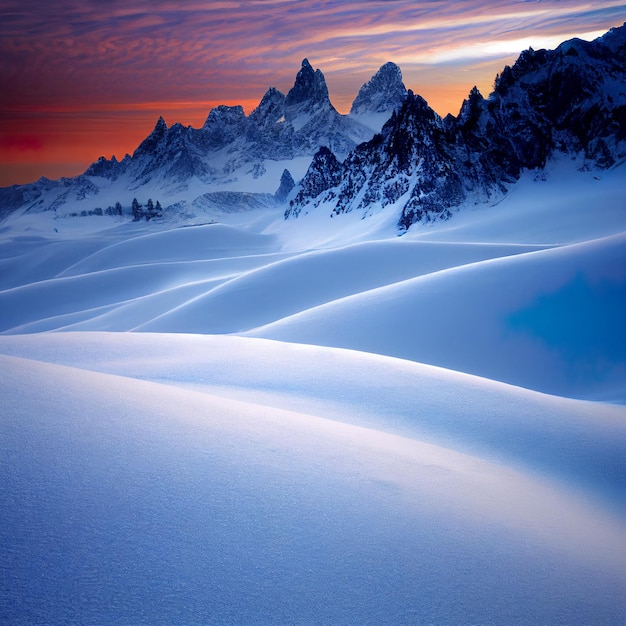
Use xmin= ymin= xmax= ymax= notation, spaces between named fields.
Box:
xmin=1 ymin=0 xmax=624 ymax=186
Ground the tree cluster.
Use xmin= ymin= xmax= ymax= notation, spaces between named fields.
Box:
xmin=132 ymin=198 xmax=163 ymax=221
xmin=105 ymin=202 xmax=124 ymax=216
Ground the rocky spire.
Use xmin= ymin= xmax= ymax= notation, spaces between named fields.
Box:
xmin=274 ymin=168 xmax=295 ymax=202
xmin=250 ymin=87 xmax=286 ymax=128
xmin=350 ymin=62 xmax=407 ymax=116
xmin=284 ymin=59 xmax=334 ymax=122
xmin=133 ymin=116 xmax=168 ymax=157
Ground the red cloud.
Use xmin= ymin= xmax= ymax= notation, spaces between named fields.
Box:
xmin=0 ymin=134 xmax=45 ymax=152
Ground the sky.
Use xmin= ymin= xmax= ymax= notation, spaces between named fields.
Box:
xmin=1 ymin=1 xmax=624 ymax=187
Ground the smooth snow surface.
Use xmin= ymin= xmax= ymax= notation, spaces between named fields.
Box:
xmin=1 ymin=157 xmax=625 ymax=623
xmin=2 ymin=338 xmax=626 ymax=624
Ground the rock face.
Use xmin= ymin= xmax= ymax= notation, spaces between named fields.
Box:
xmin=286 ymin=147 xmax=343 ymax=218
xmin=349 ymin=62 xmax=408 ymax=133
xmin=284 ymin=59 xmax=333 ymax=121
xmin=274 ymin=169 xmax=295 ymax=202
xmin=288 ymin=24 xmax=626 ymax=231
xmin=288 ymin=92 xmax=466 ymax=225
xmin=488 ymin=27 xmax=626 ymax=169
xmin=249 ymin=87 xmax=286 ymax=129
xmin=350 ymin=62 xmax=407 ymax=116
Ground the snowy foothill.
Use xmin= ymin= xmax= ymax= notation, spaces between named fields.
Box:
xmin=1 ymin=156 xmax=626 ymax=623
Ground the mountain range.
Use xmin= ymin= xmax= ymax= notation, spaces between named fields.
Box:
xmin=0 ymin=58 xmax=405 ymax=222
xmin=1 ymin=23 xmax=624 ymax=232
xmin=2 ymin=24 xmax=626 ymax=625
xmin=288 ymin=23 xmax=626 ymax=230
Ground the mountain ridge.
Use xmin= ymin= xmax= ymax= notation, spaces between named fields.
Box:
xmin=288 ymin=23 xmax=626 ymax=230
xmin=1 ymin=24 xmax=624 ymax=232
xmin=0 ymin=58 xmax=400 ymax=222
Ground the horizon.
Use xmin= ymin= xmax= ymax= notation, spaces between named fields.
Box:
xmin=1 ymin=1 xmax=624 ymax=187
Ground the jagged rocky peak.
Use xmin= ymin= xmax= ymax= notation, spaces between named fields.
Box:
xmin=84 ymin=154 xmax=124 ymax=179
xmin=458 ymin=87 xmax=484 ymax=119
xmin=250 ymin=87 xmax=286 ymax=128
xmin=133 ymin=116 xmax=169 ymax=157
xmin=457 ymin=86 xmax=489 ymax=132
xmin=381 ymin=90 xmax=441 ymax=140
xmin=284 ymin=59 xmax=334 ymax=121
xmin=153 ymin=116 xmax=167 ymax=132
xmin=202 ymin=105 xmax=249 ymax=148
xmin=598 ymin=20 xmax=626 ymax=53
xmin=286 ymin=146 xmax=342 ymax=218
xmin=323 ymin=88 xmax=462 ymax=225
xmin=350 ymin=62 xmax=407 ymax=115
xmin=203 ymin=105 xmax=246 ymax=129
xmin=488 ymin=23 xmax=626 ymax=168
xmin=274 ymin=168 xmax=295 ymax=202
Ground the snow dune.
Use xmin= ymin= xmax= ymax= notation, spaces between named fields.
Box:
xmin=58 ymin=223 xmax=280 ymax=275
xmin=1 ymin=340 xmax=625 ymax=624
xmin=5 ymin=205 xmax=625 ymax=400
xmin=1 ymin=157 xmax=625 ymax=623
xmin=250 ymin=231 xmax=626 ymax=401
xmin=1 ymin=332 xmax=624 ymax=510
xmin=132 ymin=240 xmax=546 ymax=333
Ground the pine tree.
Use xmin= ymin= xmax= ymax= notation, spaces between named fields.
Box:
xmin=132 ymin=198 xmax=142 ymax=221
xmin=155 ymin=200 xmax=163 ymax=218
xmin=145 ymin=198 xmax=155 ymax=220
xmin=115 ymin=201 xmax=123 ymax=216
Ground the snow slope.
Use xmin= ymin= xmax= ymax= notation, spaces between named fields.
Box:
xmin=250 ymin=231 xmax=626 ymax=401
xmin=1 ymin=337 xmax=625 ymax=624
xmin=1 ymin=159 xmax=623 ymax=400
xmin=1 ymin=156 xmax=625 ymax=623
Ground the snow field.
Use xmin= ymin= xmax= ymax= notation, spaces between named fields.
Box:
xmin=1 ymin=156 xmax=625 ymax=623
xmin=250 ymin=231 xmax=626 ymax=401
xmin=1 ymin=348 xmax=625 ymax=624
xmin=1 ymin=332 xmax=624 ymax=511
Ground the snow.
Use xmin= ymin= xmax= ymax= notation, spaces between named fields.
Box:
xmin=410 ymin=159 xmax=626 ymax=245
xmin=2 ymin=343 xmax=626 ymax=624
xmin=249 ymin=231 xmax=626 ymax=401
xmin=1 ymin=155 xmax=626 ymax=623
xmin=348 ymin=110 xmax=392 ymax=133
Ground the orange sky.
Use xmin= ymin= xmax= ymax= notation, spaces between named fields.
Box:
xmin=1 ymin=1 xmax=624 ymax=186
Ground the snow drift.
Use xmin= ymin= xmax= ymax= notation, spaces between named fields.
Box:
xmin=1 ymin=336 xmax=625 ymax=624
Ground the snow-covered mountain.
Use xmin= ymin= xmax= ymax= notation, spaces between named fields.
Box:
xmin=349 ymin=61 xmax=408 ymax=131
xmin=288 ymin=24 xmax=626 ymax=230
xmin=2 ymin=26 xmax=624 ymax=233
xmin=1 ymin=25 xmax=626 ymax=626
xmin=0 ymin=59 xmax=391 ymax=222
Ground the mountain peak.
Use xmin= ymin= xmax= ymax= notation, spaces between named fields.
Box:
xmin=457 ymin=86 xmax=486 ymax=124
xmin=203 ymin=105 xmax=246 ymax=130
xmin=350 ymin=62 xmax=407 ymax=116
xmin=250 ymin=87 xmax=286 ymax=128
xmin=349 ymin=62 xmax=408 ymax=132
xmin=133 ymin=115 xmax=168 ymax=158
xmin=284 ymin=59 xmax=333 ymax=122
